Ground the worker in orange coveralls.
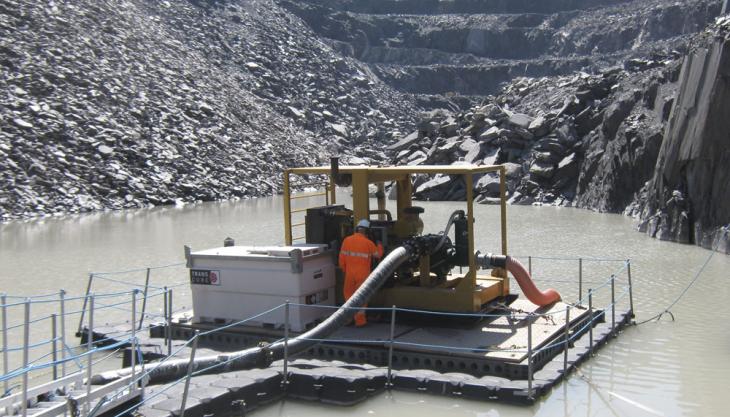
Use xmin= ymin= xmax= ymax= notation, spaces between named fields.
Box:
xmin=339 ymin=219 xmax=384 ymax=327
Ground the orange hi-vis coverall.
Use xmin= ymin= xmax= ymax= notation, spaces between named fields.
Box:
xmin=338 ymin=232 xmax=384 ymax=326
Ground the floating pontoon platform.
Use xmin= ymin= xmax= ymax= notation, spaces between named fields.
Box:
xmin=78 ymin=299 xmax=631 ymax=413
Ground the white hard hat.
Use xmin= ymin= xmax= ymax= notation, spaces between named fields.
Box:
xmin=357 ymin=219 xmax=371 ymax=229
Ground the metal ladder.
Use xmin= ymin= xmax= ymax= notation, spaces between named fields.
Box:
xmin=0 ymin=371 xmax=144 ymax=417
xmin=283 ymin=175 xmax=333 ymax=245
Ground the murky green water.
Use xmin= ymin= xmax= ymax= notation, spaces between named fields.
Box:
xmin=1 ymin=195 xmax=728 ymax=416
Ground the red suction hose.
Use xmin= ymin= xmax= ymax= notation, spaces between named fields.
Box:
xmin=506 ymin=256 xmax=561 ymax=307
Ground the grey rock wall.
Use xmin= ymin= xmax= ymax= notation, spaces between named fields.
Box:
xmin=387 ymin=57 xmax=683 ymax=209
xmin=281 ymin=0 xmax=721 ymax=97
xmin=632 ymin=19 xmax=730 ymax=253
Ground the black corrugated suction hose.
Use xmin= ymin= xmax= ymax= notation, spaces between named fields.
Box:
xmin=280 ymin=246 xmax=410 ymax=355
xmin=93 ymin=246 xmax=412 ymax=385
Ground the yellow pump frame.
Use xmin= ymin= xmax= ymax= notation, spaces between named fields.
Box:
xmin=282 ymin=164 xmax=510 ymax=312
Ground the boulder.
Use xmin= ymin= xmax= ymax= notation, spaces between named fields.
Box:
xmin=440 ymin=122 xmax=459 ymax=137
xmin=507 ymin=113 xmax=534 ymax=129
xmin=557 ymin=96 xmax=581 ymax=117
xmin=530 ymin=160 xmax=555 ymax=180
xmin=328 ymin=123 xmax=349 ymax=138
xmin=534 ymin=137 xmax=566 ymax=155
xmin=528 ymin=115 xmax=550 ymax=137
xmin=414 ymin=174 xmax=453 ymax=200
xmin=474 ymin=173 xmax=501 ymax=197
xmin=552 ymin=153 xmax=579 ymax=188
xmin=476 ymin=104 xmax=506 ymax=120
xmin=97 ymin=145 xmax=114 ymax=155
xmin=463 ymin=141 xmax=484 ymax=164
xmin=406 ymin=150 xmax=427 ymax=166
xmin=601 ymin=94 xmax=636 ymax=140
xmin=13 ymin=118 xmax=33 ymax=129
xmin=387 ymin=131 xmax=420 ymax=151
xmin=478 ymin=126 xmax=502 ymax=143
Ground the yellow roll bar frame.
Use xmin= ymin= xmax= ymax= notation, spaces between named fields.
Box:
xmin=283 ymin=164 xmax=509 ymax=312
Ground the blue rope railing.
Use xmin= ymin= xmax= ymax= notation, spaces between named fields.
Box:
xmin=1 ymin=254 xmax=635 ymax=413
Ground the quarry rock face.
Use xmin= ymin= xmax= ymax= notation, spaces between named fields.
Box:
xmin=631 ymin=18 xmax=730 ymax=253
xmin=280 ymin=0 xmax=721 ymax=96
xmin=388 ymin=60 xmax=683 ymax=208
xmin=373 ymin=2 xmax=727 ymax=252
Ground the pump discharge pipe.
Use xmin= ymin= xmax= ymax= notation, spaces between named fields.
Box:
xmin=477 ymin=253 xmax=561 ymax=307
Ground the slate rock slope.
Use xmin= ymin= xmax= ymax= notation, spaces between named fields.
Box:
xmin=0 ymin=0 xmax=417 ymax=220
xmin=630 ymin=17 xmax=730 ymax=253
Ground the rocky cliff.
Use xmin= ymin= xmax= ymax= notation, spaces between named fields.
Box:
xmin=379 ymin=4 xmax=729 ymax=253
xmin=386 ymin=56 xmax=682 ymax=208
xmin=280 ymin=0 xmax=720 ymax=98
xmin=0 ymin=0 xmax=417 ymax=220
xmin=630 ymin=17 xmax=730 ymax=253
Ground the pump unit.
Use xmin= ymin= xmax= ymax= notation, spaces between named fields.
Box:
xmin=185 ymin=244 xmax=335 ymax=332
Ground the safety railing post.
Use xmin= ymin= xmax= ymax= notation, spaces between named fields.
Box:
xmin=163 ymin=287 xmax=168 ymax=354
xmin=563 ymin=305 xmax=570 ymax=376
xmin=1 ymin=293 xmax=8 ymax=397
xmin=131 ymin=290 xmax=137 ymax=388
xmin=588 ymin=289 xmax=594 ymax=354
xmin=627 ymin=260 xmax=635 ymax=319
xmin=139 ymin=268 xmax=151 ymax=330
xmin=52 ymin=314 xmax=58 ymax=380
xmin=77 ymin=273 xmax=94 ymax=334
xmin=611 ymin=275 xmax=616 ymax=334
xmin=528 ymin=256 xmax=532 ymax=276
xmin=387 ymin=305 xmax=396 ymax=387
xmin=578 ymin=258 xmax=583 ymax=305
xmin=21 ymin=300 xmax=30 ymax=417
xmin=527 ymin=317 xmax=533 ymax=400
xmin=167 ymin=288 xmax=173 ymax=357
xmin=283 ymin=301 xmax=290 ymax=387
xmin=59 ymin=290 xmax=67 ymax=378
xmin=180 ymin=331 xmax=199 ymax=417
xmin=85 ymin=295 xmax=94 ymax=416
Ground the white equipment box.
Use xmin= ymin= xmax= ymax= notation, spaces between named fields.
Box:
xmin=186 ymin=244 xmax=336 ymax=332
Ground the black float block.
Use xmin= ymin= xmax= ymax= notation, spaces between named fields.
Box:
xmin=296 ymin=359 xmax=345 ymax=369
xmin=391 ymin=369 xmax=442 ymax=392
xmin=360 ymin=368 xmax=387 ymax=395
xmin=210 ymin=376 xmax=261 ymax=413
xmin=150 ymin=396 xmax=205 ymax=417
xmin=238 ymin=368 xmax=285 ymax=405
xmin=319 ymin=368 xmax=370 ymax=406
xmin=186 ymin=385 xmax=232 ymax=415
xmin=531 ymin=368 xmax=561 ymax=390
xmin=339 ymin=363 xmax=376 ymax=371
xmin=493 ymin=380 xmax=531 ymax=404
xmin=287 ymin=368 xmax=326 ymax=401
xmin=461 ymin=375 xmax=506 ymax=401
xmin=425 ymin=372 xmax=472 ymax=396
xmin=149 ymin=323 xmax=166 ymax=338
xmin=135 ymin=385 xmax=174 ymax=416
